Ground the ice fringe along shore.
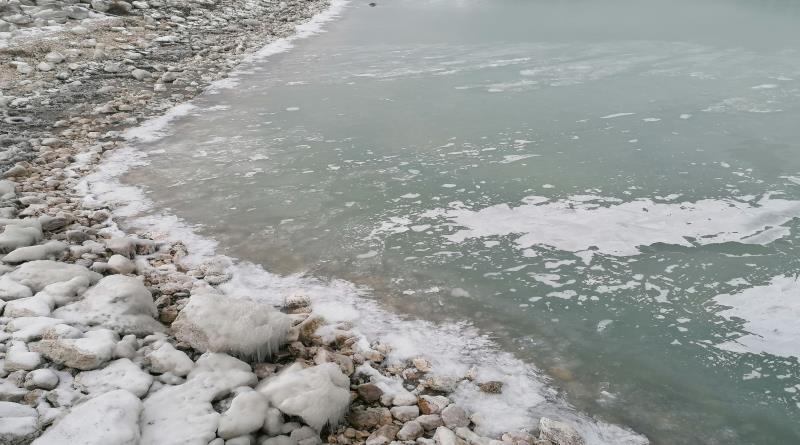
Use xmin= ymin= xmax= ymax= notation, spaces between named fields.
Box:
xmin=0 ymin=0 xmax=646 ymax=444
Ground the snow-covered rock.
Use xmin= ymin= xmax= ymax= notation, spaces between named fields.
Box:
xmin=0 ymin=401 xmax=39 ymax=445
xmin=8 ymin=260 xmax=101 ymax=292
xmin=6 ymin=317 xmax=63 ymax=341
xmin=32 ymin=389 xmax=142 ymax=445
xmin=53 ymin=275 xmax=163 ymax=335
xmin=3 ymin=294 xmax=53 ymax=317
xmin=0 ymin=275 xmax=33 ymax=300
xmin=37 ymin=276 xmax=91 ymax=308
xmin=24 ymin=369 xmax=59 ymax=390
xmin=145 ymin=342 xmax=193 ymax=376
xmin=257 ymin=362 xmax=350 ymax=431
xmin=107 ymin=254 xmax=136 ymax=274
xmin=433 ymin=427 xmax=458 ymax=445
xmin=218 ymin=390 xmax=269 ymax=439
xmin=0 ymin=224 xmax=43 ymax=253
xmin=4 ymin=341 xmax=42 ymax=371
xmin=140 ymin=353 xmax=257 ymax=445
xmin=34 ymin=329 xmax=117 ymax=370
xmin=74 ymin=358 xmax=153 ymax=397
xmin=172 ymin=292 xmax=290 ymax=360
xmin=2 ymin=241 xmax=67 ymax=264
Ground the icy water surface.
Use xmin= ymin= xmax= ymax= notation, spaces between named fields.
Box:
xmin=122 ymin=0 xmax=800 ymax=443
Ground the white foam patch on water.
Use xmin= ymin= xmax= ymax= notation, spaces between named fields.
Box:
xmin=713 ymin=275 xmax=800 ymax=358
xmin=124 ymin=103 xmax=197 ymax=143
xmin=600 ymin=112 xmax=636 ymax=119
xmin=421 ymin=194 xmax=800 ymax=257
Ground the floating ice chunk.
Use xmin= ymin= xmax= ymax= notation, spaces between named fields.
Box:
xmin=53 ymin=275 xmax=163 ymax=335
xmin=32 ymin=389 xmax=142 ymax=445
xmin=8 ymin=260 xmax=101 ymax=292
xmin=258 ymin=362 xmax=350 ymax=431
xmin=713 ymin=275 xmax=800 ymax=358
xmin=437 ymin=195 xmax=800 ymax=257
xmin=599 ymin=112 xmax=635 ymax=119
xmin=172 ymin=292 xmax=290 ymax=361
xmin=74 ymin=358 xmax=153 ymax=397
xmin=140 ymin=353 xmax=257 ymax=445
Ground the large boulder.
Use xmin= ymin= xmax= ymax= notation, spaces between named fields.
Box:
xmin=257 ymin=362 xmax=350 ymax=431
xmin=53 ymin=275 xmax=163 ymax=335
xmin=32 ymin=389 xmax=142 ymax=445
xmin=171 ymin=292 xmax=290 ymax=360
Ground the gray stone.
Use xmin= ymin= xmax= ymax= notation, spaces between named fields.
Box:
xmin=538 ymin=418 xmax=584 ymax=445
xmin=397 ymin=421 xmax=424 ymax=441
xmin=441 ymin=405 xmax=469 ymax=429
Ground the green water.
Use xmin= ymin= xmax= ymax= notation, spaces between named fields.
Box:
xmin=124 ymin=1 xmax=800 ymax=443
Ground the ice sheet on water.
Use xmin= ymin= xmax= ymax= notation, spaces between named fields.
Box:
xmin=420 ymin=194 xmax=800 ymax=257
xmin=713 ymin=275 xmax=800 ymax=358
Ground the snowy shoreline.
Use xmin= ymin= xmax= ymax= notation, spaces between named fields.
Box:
xmin=0 ymin=0 xmax=645 ymax=444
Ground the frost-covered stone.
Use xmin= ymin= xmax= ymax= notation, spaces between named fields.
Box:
xmin=416 ymin=414 xmax=444 ymax=431
xmin=32 ymin=389 xmax=142 ymax=445
xmin=140 ymin=353 xmax=257 ymax=445
xmin=146 ymin=342 xmax=193 ymax=376
xmin=4 ymin=341 xmax=42 ymax=371
xmin=0 ymin=380 xmax=27 ymax=402
xmin=105 ymin=237 xmax=136 ymax=258
xmin=6 ymin=317 xmax=63 ymax=341
xmin=37 ymin=277 xmax=91 ymax=308
xmin=172 ymin=293 xmax=290 ymax=360
xmin=0 ymin=225 xmax=42 ymax=253
xmin=218 ymin=390 xmax=269 ymax=439
xmin=53 ymin=275 xmax=162 ymax=335
xmin=74 ymin=358 xmax=153 ymax=397
xmin=392 ymin=391 xmax=418 ymax=407
xmin=3 ymin=294 xmax=53 ymax=317
xmin=366 ymin=424 xmax=400 ymax=445
xmin=24 ymin=369 xmax=59 ymax=390
xmin=0 ymin=401 xmax=38 ymax=445
xmin=2 ymin=241 xmax=67 ymax=264
xmin=35 ymin=329 xmax=117 ymax=370
xmin=0 ymin=276 xmax=33 ymax=300
xmin=107 ymin=254 xmax=136 ymax=274
xmin=8 ymin=260 xmax=101 ymax=292
xmin=538 ymin=418 xmax=585 ymax=445
xmin=258 ymin=362 xmax=350 ymax=431
xmin=263 ymin=407 xmax=284 ymax=436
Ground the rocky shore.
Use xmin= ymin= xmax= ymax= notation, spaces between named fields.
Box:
xmin=0 ymin=0 xmax=588 ymax=444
